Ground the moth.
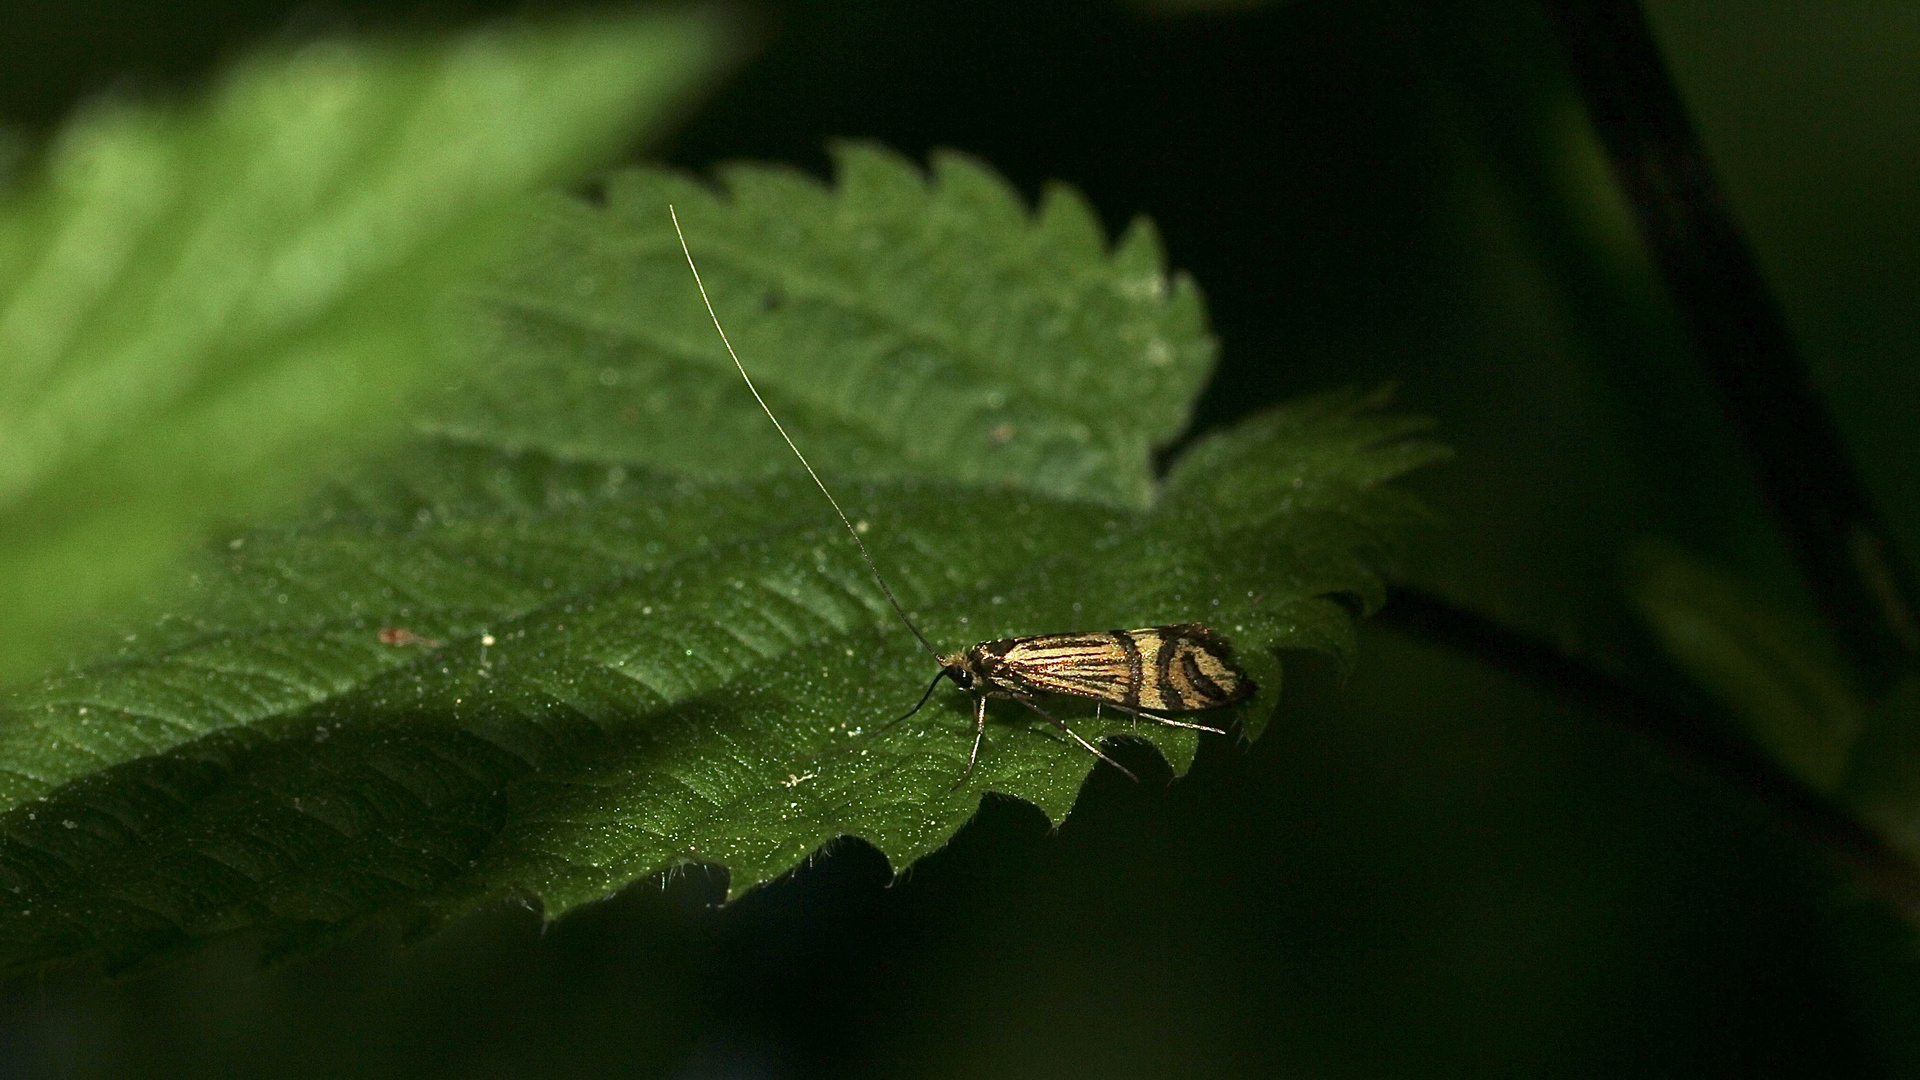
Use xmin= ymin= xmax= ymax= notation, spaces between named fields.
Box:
xmin=670 ymin=207 xmax=1255 ymax=782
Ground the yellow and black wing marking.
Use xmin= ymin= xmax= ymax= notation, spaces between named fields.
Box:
xmin=1133 ymin=624 xmax=1256 ymax=710
xmin=973 ymin=624 xmax=1254 ymax=711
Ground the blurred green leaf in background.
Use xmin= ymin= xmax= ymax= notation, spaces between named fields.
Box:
xmin=0 ymin=8 xmax=724 ymax=686
xmin=1628 ymin=541 xmax=1866 ymax=793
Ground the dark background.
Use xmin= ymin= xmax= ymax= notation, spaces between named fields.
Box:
xmin=3 ymin=0 xmax=1919 ymax=1076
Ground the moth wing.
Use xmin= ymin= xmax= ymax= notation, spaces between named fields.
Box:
xmin=986 ymin=632 xmax=1138 ymax=705
xmin=1128 ymin=625 xmax=1256 ymax=711
xmin=980 ymin=627 xmax=1256 ymax=712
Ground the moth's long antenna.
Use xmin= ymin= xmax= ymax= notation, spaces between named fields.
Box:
xmin=671 ymin=205 xmax=943 ymax=663
xmin=806 ymin=669 xmax=948 ymax=769
xmin=884 ymin=669 xmax=948 ymax=728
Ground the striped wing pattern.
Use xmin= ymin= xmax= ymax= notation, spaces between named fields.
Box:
xmin=973 ymin=624 xmax=1254 ymax=711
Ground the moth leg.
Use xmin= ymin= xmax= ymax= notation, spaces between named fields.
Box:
xmin=1104 ymin=701 xmax=1226 ymax=735
xmin=952 ymin=694 xmax=990 ymax=789
xmin=968 ymin=694 xmax=989 ymax=774
xmin=1011 ymin=694 xmax=1140 ymax=783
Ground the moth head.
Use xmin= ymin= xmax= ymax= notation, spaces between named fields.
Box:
xmin=939 ymin=657 xmax=977 ymax=692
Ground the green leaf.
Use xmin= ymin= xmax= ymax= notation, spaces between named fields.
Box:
xmin=0 ymin=151 xmax=1444 ymax=974
xmin=0 ymin=10 xmax=725 ymax=687
xmin=1626 ymin=541 xmax=1867 ymax=791
xmin=433 ymin=143 xmax=1215 ymax=507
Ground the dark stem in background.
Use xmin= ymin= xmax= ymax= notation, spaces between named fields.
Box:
xmin=1378 ymin=586 xmax=1920 ymax=918
xmin=1539 ymin=0 xmax=1920 ymax=689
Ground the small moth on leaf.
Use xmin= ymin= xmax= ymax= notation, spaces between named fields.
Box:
xmin=670 ymin=207 xmax=1254 ymax=783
